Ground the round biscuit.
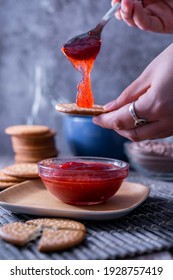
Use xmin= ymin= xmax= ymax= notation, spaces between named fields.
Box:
xmin=0 ymin=171 xmax=24 ymax=182
xmin=14 ymin=152 xmax=58 ymax=162
xmin=26 ymin=218 xmax=86 ymax=232
xmin=55 ymin=103 xmax=106 ymax=116
xmin=0 ymin=222 xmax=40 ymax=246
xmin=13 ymin=145 xmax=55 ymax=155
xmin=5 ymin=125 xmax=50 ymax=136
xmin=3 ymin=163 xmax=39 ymax=178
xmin=0 ymin=181 xmax=15 ymax=189
xmin=38 ymin=229 xmax=86 ymax=252
xmin=12 ymin=133 xmax=56 ymax=141
xmin=11 ymin=129 xmax=56 ymax=140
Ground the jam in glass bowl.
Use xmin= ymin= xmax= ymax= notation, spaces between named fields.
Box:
xmin=38 ymin=157 xmax=129 ymax=205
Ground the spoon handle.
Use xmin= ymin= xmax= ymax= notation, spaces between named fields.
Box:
xmin=102 ymin=2 xmax=121 ymax=23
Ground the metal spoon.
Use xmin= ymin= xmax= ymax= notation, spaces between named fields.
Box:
xmin=62 ymin=2 xmax=121 ymax=60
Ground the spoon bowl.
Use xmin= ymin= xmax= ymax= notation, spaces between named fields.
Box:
xmin=62 ymin=2 xmax=121 ymax=60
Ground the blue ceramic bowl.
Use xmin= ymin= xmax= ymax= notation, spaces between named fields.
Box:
xmin=63 ymin=115 xmax=127 ymax=161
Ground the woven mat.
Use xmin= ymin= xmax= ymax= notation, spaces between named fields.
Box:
xmin=0 ymin=173 xmax=173 ymax=260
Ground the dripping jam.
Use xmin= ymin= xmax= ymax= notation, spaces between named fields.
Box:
xmin=62 ymin=33 xmax=101 ymax=108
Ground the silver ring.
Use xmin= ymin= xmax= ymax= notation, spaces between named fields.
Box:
xmin=129 ymin=102 xmax=148 ymax=127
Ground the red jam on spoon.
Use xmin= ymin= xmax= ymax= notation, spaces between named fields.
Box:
xmin=62 ymin=30 xmax=101 ymax=108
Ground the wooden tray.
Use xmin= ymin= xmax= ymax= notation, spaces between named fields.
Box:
xmin=0 ymin=179 xmax=150 ymax=220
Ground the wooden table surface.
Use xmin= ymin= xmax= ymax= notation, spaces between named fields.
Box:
xmin=0 ymin=155 xmax=173 ymax=260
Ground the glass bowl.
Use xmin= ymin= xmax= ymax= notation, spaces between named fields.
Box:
xmin=124 ymin=141 xmax=173 ymax=181
xmin=38 ymin=157 xmax=129 ymax=205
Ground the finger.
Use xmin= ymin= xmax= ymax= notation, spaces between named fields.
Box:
xmin=112 ymin=0 xmax=122 ymax=20
xmin=111 ymin=0 xmax=121 ymax=6
xmin=93 ymin=104 xmax=136 ymax=130
xmin=115 ymin=10 xmax=123 ymax=20
xmin=111 ymin=0 xmax=117 ymax=5
xmin=133 ymin=2 xmax=162 ymax=32
xmin=113 ymin=120 xmax=167 ymax=142
xmin=93 ymin=89 xmax=155 ymax=131
xmin=120 ymin=0 xmax=136 ymax=27
xmin=104 ymin=73 xmax=151 ymax=111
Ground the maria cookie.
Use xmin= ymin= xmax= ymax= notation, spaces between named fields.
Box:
xmin=3 ymin=163 xmax=39 ymax=179
xmin=5 ymin=125 xmax=50 ymax=136
xmin=0 ymin=222 xmax=40 ymax=246
xmin=0 ymin=218 xmax=86 ymax=252
xmin=27 ymin=218 xmax=86 ymax=232
xmin=55 ymin=103 xmax=106 ymax=116
xmin=38 ymin=228 xmax=86 ymax=252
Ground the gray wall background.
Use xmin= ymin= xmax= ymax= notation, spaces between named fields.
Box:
xmin=0 ymin=0 xmax=173 ymax=155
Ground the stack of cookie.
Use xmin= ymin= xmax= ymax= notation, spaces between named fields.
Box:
xmin=0 ymin=163 xmax=39 ymax=190
xmin=5 ymin=125 xmax=58 ymax=163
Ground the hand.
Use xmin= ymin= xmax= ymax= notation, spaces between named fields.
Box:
xmin=93 ymin=43 xmax=173 ymax=141
xmin=112 ymin=0 xmax=173 ymax=33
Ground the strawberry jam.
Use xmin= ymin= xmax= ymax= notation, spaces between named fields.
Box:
xmin=62 ymin=33 xmax=101 ymax=108
xmin=38 ymin=158 xmax=129 ymax=205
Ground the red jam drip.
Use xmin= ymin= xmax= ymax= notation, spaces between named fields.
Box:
xmin=62 ymin=35 xmax=101 ymax=108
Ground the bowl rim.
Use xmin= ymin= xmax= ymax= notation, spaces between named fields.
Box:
xmin=38 ymin=156 xmax=129 ymax=173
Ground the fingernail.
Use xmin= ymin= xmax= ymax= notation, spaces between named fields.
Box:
xmin=121 ymin=1 xmax=127 ymax=13
xmin=111 ymin=0 xmax=116 ymax=6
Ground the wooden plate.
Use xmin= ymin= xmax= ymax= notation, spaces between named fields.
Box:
xmin=0 ymin=179 xmax=150 ymax=220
